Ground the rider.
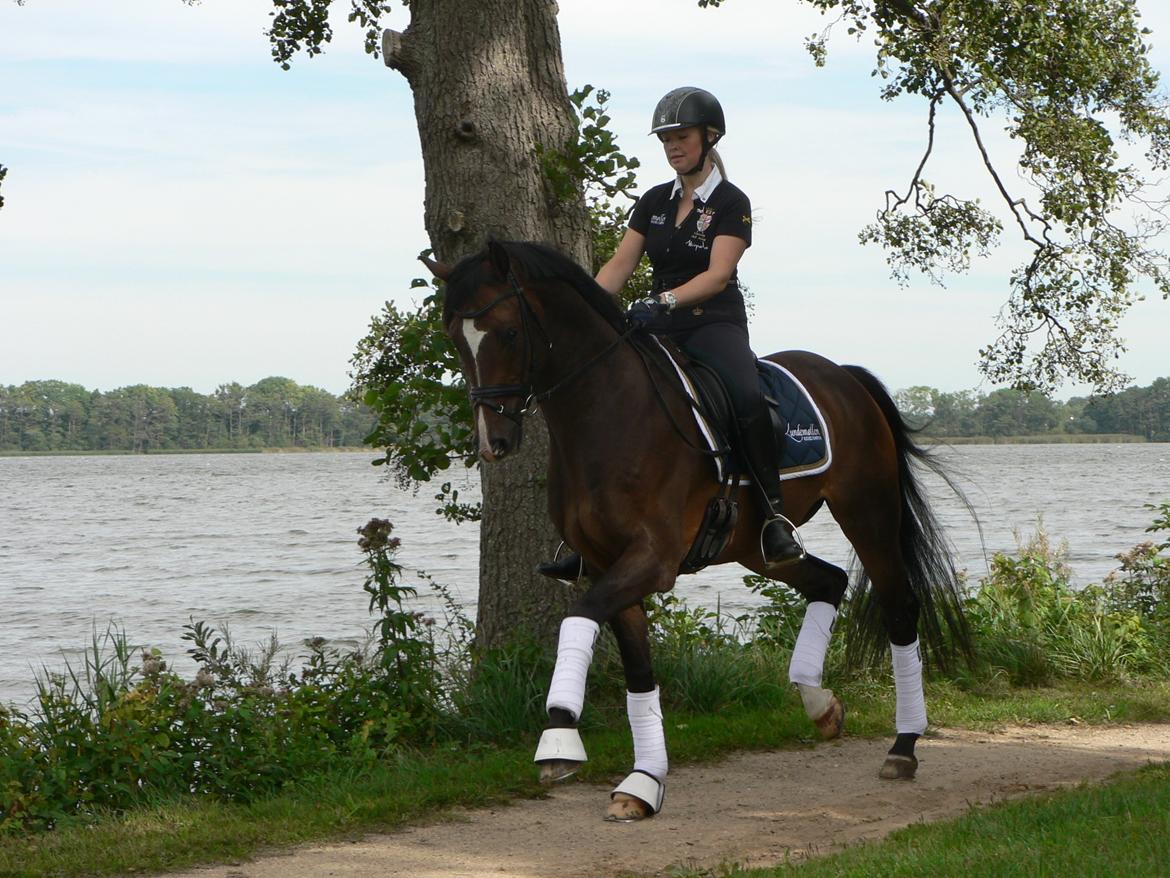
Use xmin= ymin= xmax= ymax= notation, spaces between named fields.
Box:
xmin=538 ymin=86 xmax=804 ymax=579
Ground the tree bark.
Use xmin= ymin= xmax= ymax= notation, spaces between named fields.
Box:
xmin=385 ymin=0 xmax=591 ymax=649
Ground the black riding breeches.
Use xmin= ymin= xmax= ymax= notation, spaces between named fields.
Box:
xmin=667 ymin=321 xmax=764 ymax=421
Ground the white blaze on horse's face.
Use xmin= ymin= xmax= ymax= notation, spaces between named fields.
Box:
xmin=461 ymin=318 xmax=487 ymax=384
xmin=460 ymin=317 xmax=501 ymax=461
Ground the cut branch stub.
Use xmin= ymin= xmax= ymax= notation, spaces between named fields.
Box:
xmin=382 ymin=28 xmax=407 ymax=72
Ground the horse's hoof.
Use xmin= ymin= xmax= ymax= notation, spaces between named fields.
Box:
xmin=813 ymin=695 xmax=845 ymax=740
xmin=605 ymin=793 xmax=653 ymax=822
xmin=539 ymin=759 xmax=582 ymax=784
xmin=605 ymin=771 xmax=664 ymax=821
xmin=879 ymin=753 xmax=918 ymax=780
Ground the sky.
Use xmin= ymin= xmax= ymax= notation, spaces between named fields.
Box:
xmin=2 ymin=0 xmax=1169 ymax=399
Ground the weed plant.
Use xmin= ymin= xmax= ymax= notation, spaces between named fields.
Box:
xmin=2 ymin=505 xmax=1168 ymax=838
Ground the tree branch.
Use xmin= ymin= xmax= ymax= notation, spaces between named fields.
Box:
xmin=939 ymin=69 xmax=1053 ymax=250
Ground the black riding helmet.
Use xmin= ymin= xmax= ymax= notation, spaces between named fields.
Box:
xmin=650 ymin=87 xmax=725 ymax=176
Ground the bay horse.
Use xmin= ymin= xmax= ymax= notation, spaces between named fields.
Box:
xmin=426 ymin=239 xmax=971 ymax=822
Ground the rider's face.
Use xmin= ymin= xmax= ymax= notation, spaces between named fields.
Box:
xmin=659 ymin=127 xmax=704 ymax=175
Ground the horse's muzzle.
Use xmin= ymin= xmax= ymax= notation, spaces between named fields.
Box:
xmin=481 ymin=436 xmax=512 ymax=462
xmin=476 ymin=413 xmax=523 ymax=462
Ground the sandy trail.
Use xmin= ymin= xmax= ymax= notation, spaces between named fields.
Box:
xmin=164 ymin=723 xmax=1170 ymax=878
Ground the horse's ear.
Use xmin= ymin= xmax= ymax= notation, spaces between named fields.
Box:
xmin=486 ymin=238 xmax=510 ymax=279
xmin=419 ymin=255 xmax=451 ymax=281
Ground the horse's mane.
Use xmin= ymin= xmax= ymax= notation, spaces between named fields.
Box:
xmin=443 ymin=240 xmax=627 ymax=333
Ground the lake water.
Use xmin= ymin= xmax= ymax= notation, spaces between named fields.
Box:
xmin=1 ymin=445 xmax=1168 ymax=705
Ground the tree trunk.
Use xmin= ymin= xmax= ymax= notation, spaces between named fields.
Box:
xmin=385 ymin=0 xmax=590 ymax=649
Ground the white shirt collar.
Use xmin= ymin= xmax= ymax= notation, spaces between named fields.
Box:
xmin=670 ymin=165 xmax=723 ymax=203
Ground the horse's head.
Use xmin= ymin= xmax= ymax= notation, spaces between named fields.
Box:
xmin=425 ymin=240 xmax=546 ymax=463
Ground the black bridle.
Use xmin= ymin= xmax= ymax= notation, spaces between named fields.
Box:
xmin=454 ymin=268 xmax=724 ymax=459
xmin=454 ymin=270 xmax=637 ymax=428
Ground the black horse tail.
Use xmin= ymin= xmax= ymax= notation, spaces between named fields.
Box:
xmin=840 ymin=365 xmax=975 ymax=673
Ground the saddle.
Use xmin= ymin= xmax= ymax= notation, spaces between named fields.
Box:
xmin=648 ymin=338 xmax=832 ymax=484
xmin=645 ymin=338 xmax=832 ymax=574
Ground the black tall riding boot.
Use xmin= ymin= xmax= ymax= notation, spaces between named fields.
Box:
xmin=536 ymin=551 xmax=583 ymax=583
xmin=738 ymin=411 xmax=804 ymax=568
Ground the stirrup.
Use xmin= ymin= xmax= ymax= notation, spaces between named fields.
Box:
xmin=761 ymin=514 xmax=805 ymax=567
xmin=608 ymin=770 xmax=665 ymax=819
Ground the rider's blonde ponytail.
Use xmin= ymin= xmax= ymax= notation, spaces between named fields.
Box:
xmin=710 ymin=147 xmax=728 ymax=182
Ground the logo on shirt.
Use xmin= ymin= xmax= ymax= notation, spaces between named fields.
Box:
xmin=650 ymin=213 xmax=667 ymax=225
xmin=696 ymin=208 xmax=715 ymax=233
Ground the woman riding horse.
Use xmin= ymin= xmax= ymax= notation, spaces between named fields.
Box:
xmin=539 ymin=86 xmax=803 ymax=581
xmin=428 ymin=90 xmax=971 ymax=824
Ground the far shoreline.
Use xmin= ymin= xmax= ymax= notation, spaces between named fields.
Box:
xmin=0 ymin=446 xmax=374 ymax=458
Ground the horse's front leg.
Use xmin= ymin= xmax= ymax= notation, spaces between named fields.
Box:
xmin=534 ymin=546 xmax=673 ymax=809
xmin=605 ymin=602 xmax=666 ymax=822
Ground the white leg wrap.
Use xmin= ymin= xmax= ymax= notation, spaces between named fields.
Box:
xmin=545 ymin=617 xmax=599 ymax=722
xmin=788 ymin=601 xmax=837 ymax=687
xmin=891 ymin=639 xmax=928 ymax=735
xmin=628 ymin=687 xmax=668 ymax=780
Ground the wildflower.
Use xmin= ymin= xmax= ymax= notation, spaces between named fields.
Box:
xmin=140 ymin=650 xmax=166 ymax=678
xmin=358 ymin=518 xmax=399 ymax=553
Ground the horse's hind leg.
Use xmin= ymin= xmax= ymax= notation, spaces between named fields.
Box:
xmin=836 ymin=512 xmax=927 ymax=780
xmin=747 ymin=553 xmax=848 ymax=739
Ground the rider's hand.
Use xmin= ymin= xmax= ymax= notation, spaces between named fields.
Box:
xmin=626 ymin=297 xmax=668 ymax=328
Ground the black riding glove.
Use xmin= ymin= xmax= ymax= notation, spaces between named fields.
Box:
xmin=626 ymin=297 xmax=668 ymax=327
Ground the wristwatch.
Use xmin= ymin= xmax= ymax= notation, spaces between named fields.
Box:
xmin=659 ymin=290 xmax=679 ymax=311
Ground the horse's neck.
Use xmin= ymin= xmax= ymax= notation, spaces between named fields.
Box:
xmin=537 ymin=294 xmax=643 ymax=419
xmin=537 ymin=299 xmax=686 ymax=469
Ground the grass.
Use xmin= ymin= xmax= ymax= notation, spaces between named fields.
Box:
xmin=3 ymin=681 xmax=1168 ymax=878
xmin=678 ymin=763 xmax=1170 ymax=878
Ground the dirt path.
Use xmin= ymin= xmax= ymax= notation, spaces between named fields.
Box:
xmin=166 ymin=723 xmax=1170 ymax=878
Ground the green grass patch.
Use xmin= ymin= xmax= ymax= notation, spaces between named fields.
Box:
xmin=693 ymin=763 xmax=1170 ymax=878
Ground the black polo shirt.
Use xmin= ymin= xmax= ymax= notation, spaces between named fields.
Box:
xmin=628 ymin=170 xmax=752 ymax=331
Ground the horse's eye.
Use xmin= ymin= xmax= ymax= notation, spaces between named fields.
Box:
xmin=503 ymin=327 xmax=520 ymax=345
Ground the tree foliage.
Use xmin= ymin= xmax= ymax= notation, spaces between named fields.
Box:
xmin=0 ymin=378 xmax=373 ymax=452
xmin=805 ymin=0 xmax=1170 ymax=392
xmin=894 ymin=374 xmax=1170 ymax=438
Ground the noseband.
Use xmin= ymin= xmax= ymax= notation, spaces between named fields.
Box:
xmin=454 ymin=271 xmax=547 ymax=428
xmin=454 ymin=270 xmax=636 ymax=427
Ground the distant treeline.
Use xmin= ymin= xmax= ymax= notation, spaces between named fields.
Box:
xmin=5 ymin=374 xmax=1168 ymax=454
xmin=895 ymin=378 xmax=1170 ymax=440
xmin=0 ymin=378 xmax=375 ymax=453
